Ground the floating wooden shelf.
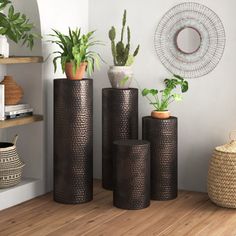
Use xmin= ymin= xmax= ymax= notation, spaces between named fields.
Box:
xmin=0 ymin=115 xmax=43 ymax=129
xmin=0 ymin=56 xmax=43 ymax=65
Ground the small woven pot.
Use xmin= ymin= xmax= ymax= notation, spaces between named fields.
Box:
xmin=0 ymin=135 xmax=25 ymax=188
xmin=208 ymin=131 xmax=236 ymax=208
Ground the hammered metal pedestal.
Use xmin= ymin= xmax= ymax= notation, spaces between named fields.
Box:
xmin=142 ymin=116 xmax=178 ymax=200
xmin=113 ymin=140 xmax=150 ymax=210
xmin=102 ymin=88 xmax=138 ymax=190
xmin=54 ymin=79 xmax=93 ymax=204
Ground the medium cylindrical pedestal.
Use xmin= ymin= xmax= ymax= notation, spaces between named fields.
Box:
xmin=142 ymin=116 xmax=178 ymax=200
xmin=54 ymin=79 xmax=93 ymax=204
xmin=102 ymin=88 xmax=138 ymax=190
xmin=113 ymin=140 xmax=150 ymax=210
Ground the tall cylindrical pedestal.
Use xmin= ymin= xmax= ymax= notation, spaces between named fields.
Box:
xmin=113 ymin=140 xmax=150 ymax=210
xmin=54 ymin=79 xmax=93 ymax=204
xmin=102 ymin=88 xmax=138 ymax=190
xmin=142 ymin=116 xmax=178 ymax=200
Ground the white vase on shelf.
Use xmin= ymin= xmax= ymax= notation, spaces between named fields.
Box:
xmin=0 ymin=36 xmax=9 ymax=58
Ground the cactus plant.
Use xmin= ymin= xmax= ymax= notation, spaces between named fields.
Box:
xmin=109 ymin=10 xmax=140 ymax=66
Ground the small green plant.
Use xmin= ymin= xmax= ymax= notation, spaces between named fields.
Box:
xmin=109 ymin=10 xmax=140 ymax=66
xmin=142 ymin=75 xmax=189 ymax=111
xmin=49 ymin=28 xmax=102 ymax=76
xmin=0 ymin=0 xmax=40 ymax=49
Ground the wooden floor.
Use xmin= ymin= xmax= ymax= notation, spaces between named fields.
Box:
xmin=1 ymin=180 xmax=236 ymax=236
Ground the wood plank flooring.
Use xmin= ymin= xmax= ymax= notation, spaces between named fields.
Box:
xmin=0 ymin=180 xmax=236 ymax=236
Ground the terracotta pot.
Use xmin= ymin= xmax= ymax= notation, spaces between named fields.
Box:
xmin=151 ymin=110 xmax=170 ymax=119
xmin=65 ymin=62 xmax=87 ymax=80
xmin=0 ymin=76 xmax=23 ymax=105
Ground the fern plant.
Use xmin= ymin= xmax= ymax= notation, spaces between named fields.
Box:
xmin=142 ymin=75 xmax=189 ymax=111
xmin=0 ymin=0 xmax=39 ymax=49
xmin=49 ymin=28 xmax=102 ymax=76
xmin=109 ymin=10 xmax=140 ymax=66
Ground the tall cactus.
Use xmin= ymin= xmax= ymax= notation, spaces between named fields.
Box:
xmin=108 ymin=10 xmax=140 ymax=66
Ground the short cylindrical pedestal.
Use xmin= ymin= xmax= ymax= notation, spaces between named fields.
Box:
xmin=102 ymin=88 xmax=138 ymax=190
xmin=142 ymin=116 xmax=178 ymax=200
xmin=54 ymin=79 xmax=93 ymax=204
xmin=113 ymin=140 xmax=150 ymax=210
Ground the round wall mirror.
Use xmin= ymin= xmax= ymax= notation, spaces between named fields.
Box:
xmin=154 ymin=2 xmax=226 ymax=78
xmin=176 ymin=27 xmax=201 ymax=54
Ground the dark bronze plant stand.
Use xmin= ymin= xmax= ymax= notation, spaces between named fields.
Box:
xmin=113 ymin=140 xmax=150 ymax=210
xmin=54 ymin=79 xmax=93 ymax=204
xmin=102 ymin=88 xmax=138 ymax=190
xmin=142 ymin=116 xmax=178 ymax=200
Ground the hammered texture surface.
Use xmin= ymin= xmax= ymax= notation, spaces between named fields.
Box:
xmin=102 ymin=88 xmax=138 ymax=190
xmin=54 ymin=79 xmax=93 ymax=204
xmin=142 ymin=116 xmax=178 ymax=200
xmin=113 ymin=140 xmax=150 ymax=210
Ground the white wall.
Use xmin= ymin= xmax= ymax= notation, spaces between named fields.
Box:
xmin=37 ymin=0 xmax=89 ymax=190
xmin=89 ymin=0 xmax=236 ymax=192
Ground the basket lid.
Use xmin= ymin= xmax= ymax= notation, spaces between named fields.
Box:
xmin=216 ymin=131 xmax=236 ymax=153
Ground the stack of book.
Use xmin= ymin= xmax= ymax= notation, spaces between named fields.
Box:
xmin=0 ymin=85 xmax=33 ymax=121
xmin=4 ymin=104 xmax=33 ymax=120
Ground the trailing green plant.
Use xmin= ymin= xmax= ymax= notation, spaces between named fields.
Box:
xmin=142 ymin=75 xmax=189 ymax=111
xmin=109 ymin=10 xmax=140 ymax=66
xmin=49 ymin=28 xmax=102 ymax=76
xmin=0 ymin=0 xmax=40 ymax=49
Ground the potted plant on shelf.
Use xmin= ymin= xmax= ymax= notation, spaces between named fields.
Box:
xmin=108 ymin=10 xmax=140 ymax=89
xmin=142 ymin=75 xmax=188 ymax=119
xmin=0 ymin=0 xmax=39 ymax=57
xmin=49 ymin=28 xmax=102 ymax=80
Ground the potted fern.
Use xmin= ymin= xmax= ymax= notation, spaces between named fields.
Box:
xmin=142 ymin=75 xmax=188 ymax=119
xmin=0 ymin=0 xmax=39 ymax=57
xmin=49 ymin=28 xmax=101 ymax=80
xmin=108 ymin=10 xmax=140 ymax=89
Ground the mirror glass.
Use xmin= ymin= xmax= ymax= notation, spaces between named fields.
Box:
xmin=176 ymin=27 xmax=201 ymax=54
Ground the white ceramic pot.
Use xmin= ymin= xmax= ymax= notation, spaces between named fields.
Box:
xmin=107 ymin=66 xmax=133 ymax=89
xmin=0 ymin=36 xmax=9 ymax=58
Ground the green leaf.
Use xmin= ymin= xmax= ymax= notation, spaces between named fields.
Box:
xmin=133 ymin=45 xmax=140 ymax=57
xmin=173 ymin=74 xmax=183 ymax=80
xmin=125 ymin=55 xmax=134 ymax=66
xmin=142 ymin=88 xmax=150 ymax=96
xmin=173 ymin=94 xmax=183 ymax=102
xmin=8 ymin=5 xmax=14 ymax=18
xmin=181 ymin=81 xmax=189 ymax=93
xmin=150 ymin=89 xmax=158 ymax=96
xmin=119 ymin=76 xmax=129 ymax=87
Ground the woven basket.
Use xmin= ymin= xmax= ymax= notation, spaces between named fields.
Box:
xmin=0 ymin=135 xmax=25 ymax=189
xmin=208 ymin=131 xmax=236 ymax=208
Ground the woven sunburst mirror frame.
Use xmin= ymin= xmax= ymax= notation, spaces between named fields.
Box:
xmin=155 ymin=2 xmax=226 ymax=78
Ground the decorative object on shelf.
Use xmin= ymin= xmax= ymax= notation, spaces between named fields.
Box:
xmin=113 ymin=140 xmax=150 ymax=210
xmin=0 ymin=36 xmax=9 ymax=58
xmin=108 ymin=10 xmax=140 ymax=89
xmin=0 ymin=75 xmax=23 ymax=105
xmin=0 ymin=0 xmax=40 ymax=52
xmin=208 ymin=131 xmax=236 ymax=208
xmin=142 ymin=75 xmax=188 ymax=119
xmin=143 ymin=116 xmax=178 ymax=200
xmin=0 ymin=135 xmax=25 ymax=189
xmin=102 ymin=88 xmax=138 ymax=190
xmin=0 ymin=85 xmax=4 ymax=121
xmin=54 ymin=79 xmax=93 ymax=204
xmin=49 ymin=28 xmax=102 ymax=80
xmin=154 ymin=2 xmax=226 ymax=78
